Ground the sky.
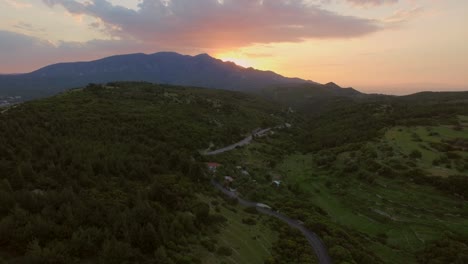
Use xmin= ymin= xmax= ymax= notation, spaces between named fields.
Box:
xmin=0 ymin=0 xmax=467 ymax=94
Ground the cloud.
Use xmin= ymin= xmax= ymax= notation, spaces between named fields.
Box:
xmin=384 ymin=7 xmax=425 ymax=25
xmin=244 ymin=52 xmax=274 ymax=58
xmin=344 ymin=0 xmax=398 ymax=7
xmin=4 ymin=0 xmax=32 ymax=9
xmin=0 ymin=30 xmax=144 ymax=73
xmin=314 ymin=0 xmax=398 ymax=7
xmin=42 ymin=0 xmax=382 ymax=49
xmin=13 ymin=22 xmax=46 ymax=33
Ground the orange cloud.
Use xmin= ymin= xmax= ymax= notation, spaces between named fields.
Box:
xmin=43 ymin=0 xmax=383 ymax=49
xmin=5 ymin=0 xmax=32 ymax=9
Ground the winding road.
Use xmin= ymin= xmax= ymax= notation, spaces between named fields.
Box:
xmin=205 ymin=127 xmax=332 ymax=264
xmin=212 ymin=180 xmax=332 ymax=264
xmin=1 ymin=104 xmax=18 ymax=114
xmin=203 ymin=128 xmax=272 ymax=156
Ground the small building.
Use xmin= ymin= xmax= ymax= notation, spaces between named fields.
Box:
xmin=256 ymin=203 xmax=272 ymax=209
xmin=206 ymin=162 xmax=221 ymax=173
xmin=224 ymin=176 xmax=234 ymax=183
xmin=224 ymin=176 xmax=234 ymax=187
xmin=272 ymin=180 xmax=282 ymax=187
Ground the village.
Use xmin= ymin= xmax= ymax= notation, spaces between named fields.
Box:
xmin=207 ymin=162 xmax=282 ymax=194
xmin=0 ymin=95 xmax=22 ymax=108
xmin=203 ymin=124 xmax=292 ymax=209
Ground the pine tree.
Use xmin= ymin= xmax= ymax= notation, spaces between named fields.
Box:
xmin=139 ymin=223 xmax=159 ymax=254
xmin=154 ymin=246 xmax=171 ymax=264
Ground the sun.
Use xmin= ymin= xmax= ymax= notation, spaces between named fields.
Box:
xmin=217 ymin=55 xmax=254 ymax=68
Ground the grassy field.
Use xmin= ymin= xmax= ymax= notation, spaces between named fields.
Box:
xmin=207 ymin=120 xmax=468 ymax=263
xmin=276 ymin=152 xmax=468 ymax=262
xmin=459 ymin=115 xmax=468 ymax=126
xmin=199 ymin=196 xmax=277 ymax=264
xmin=384 ymin=123 xmax=468 ymax=177
xmin=200 ymin=109 xmax=468 ymax=263
xmin=275 ymin=116 xmax=468 ymax=259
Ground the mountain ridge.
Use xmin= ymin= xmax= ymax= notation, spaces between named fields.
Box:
xmin=0 ymin=52 xmax=356 ymax=100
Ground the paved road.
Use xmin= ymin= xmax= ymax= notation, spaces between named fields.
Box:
xmin=203 ymin=128 xmax=271 ymax=156
xmin=212 ymin=180 xmax=333 ymax=264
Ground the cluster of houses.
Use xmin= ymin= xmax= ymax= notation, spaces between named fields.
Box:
xmin=0 ymin=96 xmax=22 ymax=107
xmin=206 ymin=162 xmax=282 ymax=191
xmin=206 ymin=162 xmax=221 ymax=173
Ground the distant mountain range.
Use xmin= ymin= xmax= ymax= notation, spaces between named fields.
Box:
xmin=0 ymin=52 xmax=360 ymax=100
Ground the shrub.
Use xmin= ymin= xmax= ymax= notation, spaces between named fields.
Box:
xmin=409 ymin=150 xmax=422 ymax=159
xmin=242 ymin=218 xmax=257 ymax=225
xmin=216 ymin=246 xmax=232 ymax=256
xmin=243 ymin=207 xmax=258 ymax=214
xmin=201 ymin=239 xmax=216 ymax=252
xmin=447 ymin=152 xmax=461 ymax=160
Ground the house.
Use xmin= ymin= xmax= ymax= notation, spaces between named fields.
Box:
xmin=256 ymin=203 xmax=272 ymax=209
xmin=224 ymin=176 xmax=234 ymax=187
xmin=224 ymin=176 xmax=234 ymax=183
xmin=206 ymin=162 xmax=221 ymax=173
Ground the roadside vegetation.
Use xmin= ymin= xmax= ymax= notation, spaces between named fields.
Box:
xmin=197 ymin=195 xmax=278 ymax=264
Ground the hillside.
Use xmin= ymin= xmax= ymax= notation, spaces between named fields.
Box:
xmin=0 ymin=82 xmax=296 ymax=263
xmin=2 ymin=81 xmax=466 ymax=263
xmin=0 ymin=52 xmax=309 ymax=100
xmin=258 ymin=82 xmax=364 ymax=112
xmin=207 ymin=91 xmax=468 ymax=263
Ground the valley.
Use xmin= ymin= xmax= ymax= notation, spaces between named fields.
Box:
xmin=207 ymin=94 xmax=468 ymax=263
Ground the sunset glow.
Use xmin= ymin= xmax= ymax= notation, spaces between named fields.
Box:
xmin=0 ymin=0 xmax=467 ymax=94
xmin=217 ymin=54 xmax=256 ymax=69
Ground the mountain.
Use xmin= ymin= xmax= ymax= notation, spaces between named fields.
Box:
xmin=0 ymin=52 xmax=312 ymax=100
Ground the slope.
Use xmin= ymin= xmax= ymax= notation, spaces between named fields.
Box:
xmin=0 ymin=82 xmax=291 ymax=263
xmin=205 ymin=91 xmax=468 ymax=263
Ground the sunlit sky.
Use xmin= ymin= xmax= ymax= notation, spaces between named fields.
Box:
xmin=1 ymin=0 xmax=467 ymax=94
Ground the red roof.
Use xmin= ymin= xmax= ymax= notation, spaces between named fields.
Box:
xmin=206 ymin=162 xmax=221 ymax=168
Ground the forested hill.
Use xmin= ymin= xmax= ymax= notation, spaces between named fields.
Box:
xmin=257 ymin=82 xmax=363 ymax=112
xmin=0 ymin=82 xmax=287 ymax=263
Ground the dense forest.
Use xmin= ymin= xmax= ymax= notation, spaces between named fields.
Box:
xmin=0 ymin=82 xmax=286 ymax=263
